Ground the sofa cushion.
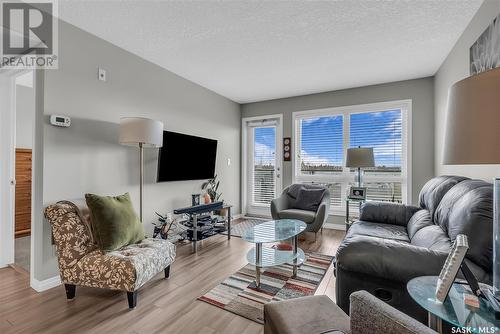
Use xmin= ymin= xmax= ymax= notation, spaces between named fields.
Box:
xmin=264 ymin=295 xmax=350 ymax=334
xmin=434 ymin=179 xmax=493 ymax=271
xmin=346 ymin=221 xmax=410 ymax=242
xmin=418 ymin=175 xmax=469 ymax=218
xmin=278 ymin=209 xmax=315 ymax=223
xmin=359 ymin=202 xmax=420 ymax=227
xmin=410 ymin=225 xmax=451 ymax=252
xmin=336 ymin=235 xmax=448 ymax=282
xmin=85 ymin=192 xmax=145 ymax=251
xmin=406 ymin=209 xmax=433 ymax=239
xmin=294 ymin=187 xmax=326 ymax=211
xmin=62 ymin=238 xmax=175 ymax=291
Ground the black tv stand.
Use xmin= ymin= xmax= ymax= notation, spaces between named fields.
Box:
xmin=174 ymin=202 xmax=232 ymax=253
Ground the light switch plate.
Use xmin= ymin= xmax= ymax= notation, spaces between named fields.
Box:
xmin=227 ymin=158 xmax=231 ymax=166
xmin=98 ymin=68 xmax=106 ymax=81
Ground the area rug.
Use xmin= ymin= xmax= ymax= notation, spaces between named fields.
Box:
xmin=224 ymin=218 xmax=267 ymax=238
xmin=198 ymin=252 xmax=334 ymax=324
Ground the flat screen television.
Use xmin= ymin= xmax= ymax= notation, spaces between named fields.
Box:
xmin=157 ymin=131 xmax=217 ymax=182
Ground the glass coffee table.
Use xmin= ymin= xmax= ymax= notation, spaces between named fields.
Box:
xmin=407 ymin=276 xmax=500 ymax=333
xmin=242 ymin=219 xmax=306 ymax=287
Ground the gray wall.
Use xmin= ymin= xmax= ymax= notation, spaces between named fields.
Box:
xmin=38 ymin=21 xmax=240 ymax=280
xmin=241 ymin=77 xmax=435 ymax=208
xmin=15 ymin=85 xmax=34 ymax=149
xmin=435 ymin=0 xmax=500 ymax=180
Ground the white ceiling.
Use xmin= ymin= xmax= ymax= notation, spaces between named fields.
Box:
xmin=59 ymin=0 xmax=483 ymax=103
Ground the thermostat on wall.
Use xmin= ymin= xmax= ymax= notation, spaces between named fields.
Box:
xmin=50 ymin=115 xmax=71 ymax=127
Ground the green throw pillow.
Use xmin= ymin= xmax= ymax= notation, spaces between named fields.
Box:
xmin=85 ymin=192 xmax=145 ymax=251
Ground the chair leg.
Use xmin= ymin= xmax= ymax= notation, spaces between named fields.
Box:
xmin=127 ymin=291 xmax=137 ymax=309
xmin=315 ymin=232 xmax=317 ymax=242
xmin=64 ymin=284 xmax=76 ymax=300
xmin=164 ymin=265 xmax=171 ymax=279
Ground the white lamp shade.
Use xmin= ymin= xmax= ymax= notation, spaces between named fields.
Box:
xmin=346 ymin=147 xmax=375 ymax=168
xmin=119 ymin=117 xmax=164 ymax=148
xmin=443 ymin=67 xmax=500 ymax=164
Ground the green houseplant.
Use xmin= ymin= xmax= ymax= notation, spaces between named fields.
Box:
xmin=201 ymin=175 xmax=227 ymax=215
xmin=201 ymin=175 xmax=222 ymax=203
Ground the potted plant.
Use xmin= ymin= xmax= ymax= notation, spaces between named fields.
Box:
xmin=202 ymin=175 xmax=227 ymax=215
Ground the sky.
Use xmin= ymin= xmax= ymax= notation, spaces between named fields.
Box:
xmin=254 ymin=109 xmax=402 ymax=167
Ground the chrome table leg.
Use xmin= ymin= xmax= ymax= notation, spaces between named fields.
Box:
xmin=256 ymin=242 xmax=262 ymax=287
xmin=292 ymin=235 xmax=298 ymax=277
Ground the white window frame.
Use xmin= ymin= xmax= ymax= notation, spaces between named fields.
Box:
xmin=241 ymin=114 xmax=283 ymax=217
xmin=292 ymin=100 xmax=412 ymax=216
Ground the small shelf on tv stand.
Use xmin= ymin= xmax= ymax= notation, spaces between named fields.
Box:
xmin=173 ymin=202 xmax=232 ymax=253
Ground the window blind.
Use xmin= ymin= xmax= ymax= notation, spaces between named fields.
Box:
xmin=350 ymin=110 xmax=402 ymax=173
xmin=298 ymin=115 xmax=344 ymax=175
xmin=294 ymin=105 xmax=408 ymax=215
xmin=253 ymin=127 xmax=276 ymax=205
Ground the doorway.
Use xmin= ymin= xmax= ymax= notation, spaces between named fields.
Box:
xmin=14 ymin=71 xmax=34 ymax=272
xmin=242 ymin=115 xmax=283 ymax=217
xmin=0 ymin=69 xmax=35 ymax=274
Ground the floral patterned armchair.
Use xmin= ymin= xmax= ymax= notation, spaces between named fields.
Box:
xmin=44 ymin=201 xmax=176 ymax=308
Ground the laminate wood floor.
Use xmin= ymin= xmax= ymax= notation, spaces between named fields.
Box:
xmin=0 ymin=224 xmax=344 ymax=334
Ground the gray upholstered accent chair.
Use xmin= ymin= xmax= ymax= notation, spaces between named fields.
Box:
xmin=264 ymin=290 xmax=437 ymax=334
xmin=271 ymin=184 xmax=330 ymax=237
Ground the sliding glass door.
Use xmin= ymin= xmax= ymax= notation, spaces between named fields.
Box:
xmin=244 ymin=117 xmax=282 ymax=216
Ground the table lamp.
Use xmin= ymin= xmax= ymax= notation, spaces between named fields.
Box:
xmin=443 ymin=67 xmax=500 ymax=310
xmin=119 ymin=117 xmax=164 ymax=222
xmin=346 ymin=147 xmax=375 ymax=186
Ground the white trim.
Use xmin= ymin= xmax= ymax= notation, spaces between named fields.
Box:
xmin=292 ymin=99 xmax=413 ymax=214
xmin=323 ymin=222 xmax=346 ymax=231
xmin=31 ymin=275 xmax=61 ymax=292
xmin=232 ymin=213 xmax=244 ymax=220
xmin=241 ymin=114 xmax=283 ymax=217
xmin=0 ymin=73 xmax=16 ymax=267
xmin=0 ymin=69 xmax=36 ymax=268
xmin=0 ymin=68 xmax=44 ymax=292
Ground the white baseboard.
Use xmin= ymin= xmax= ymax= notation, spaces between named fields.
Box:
xmin=31 ymin=275 xmax=61 ymax=292
xmin=323 ymin=223 xmax=346 ymax=231
xmin=232 ymin=213 xmax=244 ymax=219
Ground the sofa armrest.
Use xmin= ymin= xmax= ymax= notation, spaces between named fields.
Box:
xmin=336 ymin=235 xmax=448 ymax=282
xmin=271 ymin=194 xmax=288 ymax=219
xmin=359 ymin=202 xmax=420 ymax=226
xmin=350 ymin=291 xmax=437 ymax=334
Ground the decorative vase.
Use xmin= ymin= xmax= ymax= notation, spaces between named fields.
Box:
xmin=203 ymin=193 xmax=211 ymax=204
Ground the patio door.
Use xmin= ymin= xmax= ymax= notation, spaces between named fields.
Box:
xmin=243 ymin=116 xmax=282 ymax=217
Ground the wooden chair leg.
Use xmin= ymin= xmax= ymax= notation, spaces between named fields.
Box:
xmin=164 ymin=265 xmax=171 ymax=279
xmin=64 ymin=284 xmax=76 ymax=300
xmin=127 ymin=291 xmax=137 ymax=309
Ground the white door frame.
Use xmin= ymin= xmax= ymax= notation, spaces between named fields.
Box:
xmin=0 ymin=68 xmax=43 ymax=290
xmin=241 ymin=114 xmax=283 ymax=217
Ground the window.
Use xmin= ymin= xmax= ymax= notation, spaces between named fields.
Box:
xmin=293 ymin=101 xmax=410 ymax=215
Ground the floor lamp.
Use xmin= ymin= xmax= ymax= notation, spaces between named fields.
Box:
xmin=443 ymin=67 xmax=500 ymax=311
xmin=346 ymin=147 xmax=375 ymax=186
xmin=119 ymin=117 xmax=164 ymax=222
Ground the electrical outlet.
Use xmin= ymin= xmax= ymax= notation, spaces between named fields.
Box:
xmin=98 ymin=68 xmax=106 ymax=81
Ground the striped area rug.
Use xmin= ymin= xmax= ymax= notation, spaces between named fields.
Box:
xmin=198 ymin=252 xmax=334 ymax=324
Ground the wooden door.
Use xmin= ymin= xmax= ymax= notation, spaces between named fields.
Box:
xmin=15 ymin=148 xmax=31 ymax=237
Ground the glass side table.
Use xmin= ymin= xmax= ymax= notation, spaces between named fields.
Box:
xmin=345 ymin=198 xmax=365 ymax=231
xmin=242 ymin=219 xmax=306 ymax=288
xmin=407 ymin=276 xmax=500 ymax=334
